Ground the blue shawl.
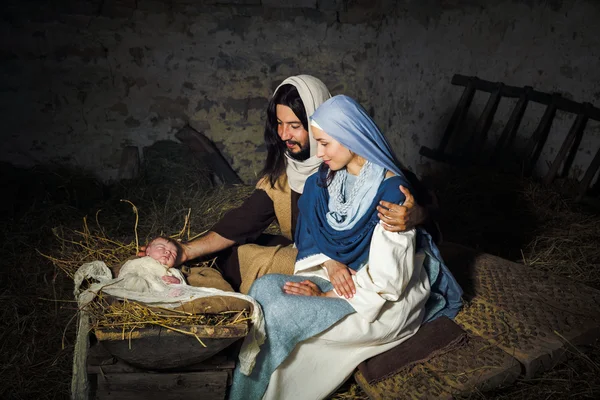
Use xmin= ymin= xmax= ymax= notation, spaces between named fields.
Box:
xmin=296 ymin=171 xmax=409 ymax=270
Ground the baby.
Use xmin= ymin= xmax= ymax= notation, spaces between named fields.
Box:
xmin=117 ymin=236 xmax=187 ymax=293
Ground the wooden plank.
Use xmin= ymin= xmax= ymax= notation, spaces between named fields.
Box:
xmin=491 ymin=87 xmax=531 ymax=164
xmin=543 ymin=112 xmax=589 ymax=185
xmin=452 ymin=74 xmax=600 ymax=121
xmin=88 ymin=354 xmax=235 ymax=374
xmin=437 ymin=79 xmax=476 ymax=155
xmin=95 ymin=371 xmax=228 ymax=400
xmin=465 ymin=83 xmax=503 ymax=159
xmin=522 ymin=95 xmax=560 ymax=176
xmin=560 ymin=103 xmax=593 ymax=178
xmin=94 ymin=323 xmax=246 ymax=370
xmin=175 ymin=125 xmax=242 ymax=185
xmin=576 ymin=148 xmax=600 ymax=202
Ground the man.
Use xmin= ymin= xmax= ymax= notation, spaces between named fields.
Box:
xmin=143 ymin=75 xmax=434 ymax=293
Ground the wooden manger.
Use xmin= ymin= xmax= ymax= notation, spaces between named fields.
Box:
xmin=86 ymin=295 xmax=252 ymax=400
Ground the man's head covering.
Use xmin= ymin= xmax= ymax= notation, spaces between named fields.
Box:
xmin=273 ymin=75 xmax=331 ymax=193
xmin=310 ymin=95 xmax=403 ymax=177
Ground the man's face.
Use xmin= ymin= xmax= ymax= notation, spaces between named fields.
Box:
xmin=276 ymin=104 xmax=310 ymax=161
xmin=146 ymin=238 xmax=178 ymax=268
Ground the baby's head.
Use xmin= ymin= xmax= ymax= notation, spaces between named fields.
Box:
xmin=145 ymin=236 xmax=180 ymax=268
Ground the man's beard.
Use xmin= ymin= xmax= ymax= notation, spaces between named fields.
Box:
xmin=286 ymin=141 xmax=311 ymax=161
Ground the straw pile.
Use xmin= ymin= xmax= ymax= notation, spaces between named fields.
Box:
xmin=86 ymin=295 xmax=249 ymax=343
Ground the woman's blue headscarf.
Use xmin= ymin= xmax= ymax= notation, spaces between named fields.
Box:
xmin=311 ymin=95 xmax=405 ymax=178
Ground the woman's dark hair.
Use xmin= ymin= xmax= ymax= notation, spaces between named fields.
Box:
xmin=317 ymin=162 xmax=337 ymax=188
xmin=261 ymin=84 xmax=309 ymax=188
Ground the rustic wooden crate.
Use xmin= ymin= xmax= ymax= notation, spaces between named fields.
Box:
xmin=87 ymin=334 xmax=240 ymax=400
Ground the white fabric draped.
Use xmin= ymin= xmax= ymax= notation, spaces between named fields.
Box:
xmin=272 ymin=223 xmax=431 ymax=399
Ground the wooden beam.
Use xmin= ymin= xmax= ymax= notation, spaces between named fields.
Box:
xmin=95 ymin=371 xmax=228 ymax=400
xmin=543 ymin=111 xmax=589 ymax=185
xmin=575 ymin=148 xmax=600 ymax=202
xmin=175 ymin=125 xmax=242 ymax=185
xmin=437 ymin=79 xmax=476 ymax=155
xmin=452 ymin=74 xmax=600 ymax=121
xmin=491 ymin=87 xmax=531 ymax=164
xmin=522 ymin=95 xmax=560 ymax=176
xmin=466 ymin=83 xmax=504 ymax=160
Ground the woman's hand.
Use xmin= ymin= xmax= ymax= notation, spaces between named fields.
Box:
xmin=377 ymin=185 xmax=426 ymax=232
xmin=283 ymin=280 xmax=325 ymax=297
xmin=323 ymin=260 xmax=356 ymax=299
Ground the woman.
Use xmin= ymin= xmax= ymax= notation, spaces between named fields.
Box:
xmin=230 ymin=95 xmax=463 ymax=400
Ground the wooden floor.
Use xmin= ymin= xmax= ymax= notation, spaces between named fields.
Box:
xmin=355 ymin=243 xmax=600 ymax=399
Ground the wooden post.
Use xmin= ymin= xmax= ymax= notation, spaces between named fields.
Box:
xmin=438 ymin=77 xmax=477 ymax=155
xmin=175 ymin=125 xmax=242 ymax=185
xmin=465 ymin=83 xmax=504 ymax=161
xmin=575 ymin=148 xmax=600 ymax=202
xmin=561 ymin=103 xmax=593 ymax=179
xmin=491 ymin=87 xmax=532 ymax=165
xmin=522 ymin=94 xmax=560 ymax=176
xmin=543 ymin=110 xmax=589 ymax=185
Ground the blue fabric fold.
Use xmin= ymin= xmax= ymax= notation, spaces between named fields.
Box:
xmin=296 ymin=173 xmax=410 ymax=270
xmin=229 ymin=275 xmax=355 ymax=400
xmin=417 ymin=228 xmax=463 ymax=322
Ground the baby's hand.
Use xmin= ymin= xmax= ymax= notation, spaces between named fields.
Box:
xmin=162 ymin=276 xmax=181 ymax=285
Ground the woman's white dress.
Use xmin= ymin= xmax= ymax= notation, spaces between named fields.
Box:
xmin=262 ymin=224 xmax=431 ymax=399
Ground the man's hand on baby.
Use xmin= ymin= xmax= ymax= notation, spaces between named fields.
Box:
xmin=177 ymin=242 xmax=191 ymax=265
xmin=137 ymin=246 xmax=147 ymax=257
xmin=324 ymin=260 xmax=356 ymax=299
xmin=377 ymin=185 xmax=426 ymax=232
xmin=161 ymin=276 xmax=181 ymax=285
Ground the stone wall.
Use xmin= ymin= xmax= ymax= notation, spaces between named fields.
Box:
xmin=2 ymin=0 xmax=599 ymax=183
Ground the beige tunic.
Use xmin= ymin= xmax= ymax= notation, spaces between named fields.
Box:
xmin=238 ymin=174 xmax=298 ymax=294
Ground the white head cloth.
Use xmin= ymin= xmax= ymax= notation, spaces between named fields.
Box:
xmin=273 ymin=75 xmax=331 ymax=193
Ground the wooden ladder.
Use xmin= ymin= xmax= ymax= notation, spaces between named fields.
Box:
xmin=420 ymin=74 xmax=600 ymax=203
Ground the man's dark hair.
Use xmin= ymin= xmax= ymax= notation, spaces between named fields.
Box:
xmin=261 ymin=84 xmax=309 ymax=188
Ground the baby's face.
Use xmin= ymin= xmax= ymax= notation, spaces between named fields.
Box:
xmin=146 ymin=238 xmax=178 ymax=268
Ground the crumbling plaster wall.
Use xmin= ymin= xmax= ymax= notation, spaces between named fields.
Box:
xmin=2 ymin=0 xmax=599 ymax=183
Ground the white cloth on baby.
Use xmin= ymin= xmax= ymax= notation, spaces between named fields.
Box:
xmin=118 ymin=256 xmax=187 ymax=292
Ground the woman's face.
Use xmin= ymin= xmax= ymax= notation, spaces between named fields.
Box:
xmin=313 ymin=125 xmax=362 ymax=174
xmin=276 ymin=104 xmax=310 ymax=157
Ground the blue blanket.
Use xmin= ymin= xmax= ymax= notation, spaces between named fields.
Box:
xmin=229 ymin=275 xmax=355 ymax=400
